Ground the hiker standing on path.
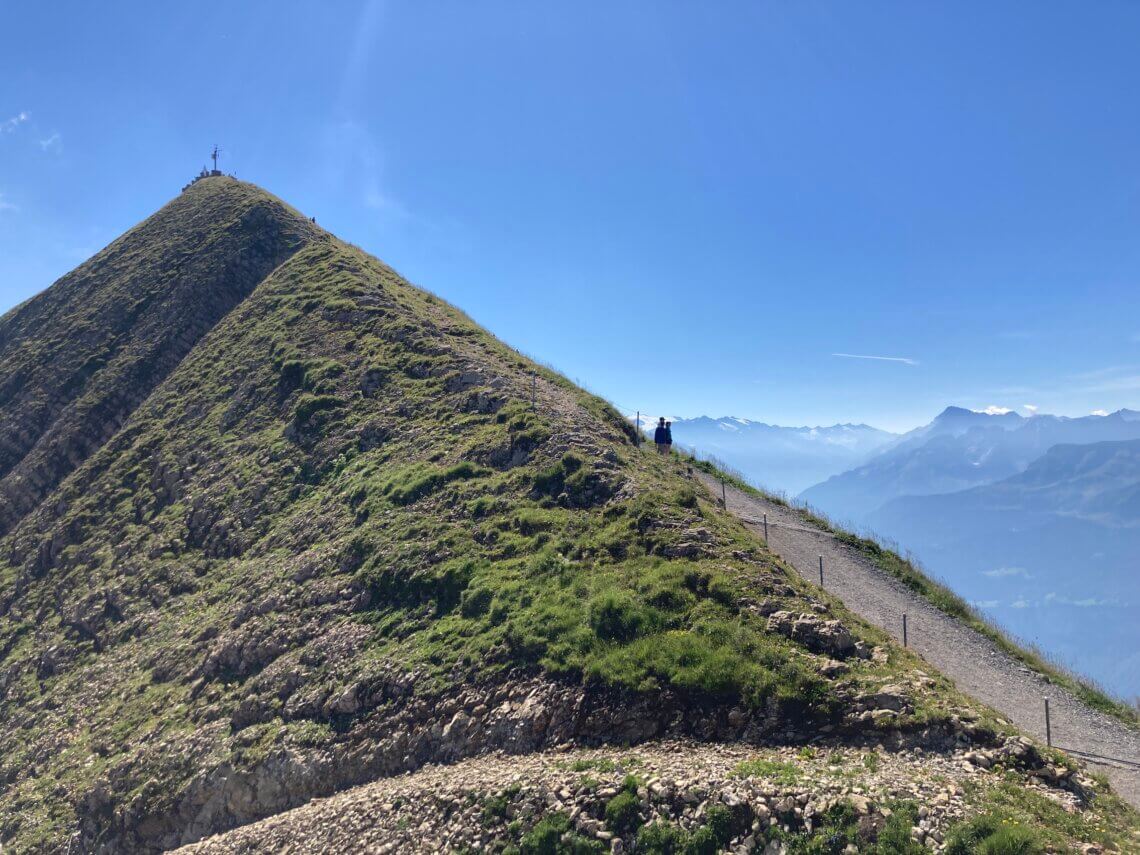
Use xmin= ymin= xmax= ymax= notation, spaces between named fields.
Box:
xmin=664 ymin=420 xmax=673 ymax=454
xmin=654 ymin=417 xmax=668 ymax=454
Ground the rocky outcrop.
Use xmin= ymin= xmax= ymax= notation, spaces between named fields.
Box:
xmin=766 ymin=611 xmax=865 ymax=659
xmin=174 ymin=740 xmax=1096 ymax=854
xmin=83 ymin=674 xmax=793 ymax=852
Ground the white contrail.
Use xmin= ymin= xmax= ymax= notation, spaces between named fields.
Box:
xmin=832 ymin=353 xmax=919 ymax=366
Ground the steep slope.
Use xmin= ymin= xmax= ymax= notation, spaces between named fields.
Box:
xmin=0 ymin=180 xmax=1135 ymax=854
xmin=662 ymin=417 xmax=896 ymax=495
xmin=0 ymin=181 xmax=321 ymax=537
xmin=0 ymin=179 xmax=884 ymax=850
xmin=800 ymin=407 xmax=1140 ymax=523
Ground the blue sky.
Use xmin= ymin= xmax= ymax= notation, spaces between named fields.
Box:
xmin=2 ymin=1 xmax=1139 ymax=432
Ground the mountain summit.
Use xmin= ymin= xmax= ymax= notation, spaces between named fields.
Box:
xmin=0 ymin=179 xmax=1134 ymax=852
xmin=0 ymin=181 xmax=321 ymax=537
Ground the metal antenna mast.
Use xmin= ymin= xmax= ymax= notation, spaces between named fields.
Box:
xmin=211 ymin=145 xmax=221 ymax=172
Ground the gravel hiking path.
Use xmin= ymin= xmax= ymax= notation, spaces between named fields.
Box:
xmin=696 ymin=472 xmax=1140 ymax=809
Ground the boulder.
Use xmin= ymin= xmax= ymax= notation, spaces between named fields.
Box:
xmin=766 ymin=611 xmax=856 ymax=657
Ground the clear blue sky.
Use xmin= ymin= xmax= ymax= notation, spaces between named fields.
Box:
xmin=2 ymin=1 xmax=1139 ymax=432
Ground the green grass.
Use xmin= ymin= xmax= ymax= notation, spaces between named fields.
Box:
xmin=633 ymin=800 xmax=925 ymax=855
xmin=483 ymin=784 xmax=522 ymax=825
xmin=1 ymin=178 xmax=1136 ymax=851
xmin=604 ymin=780 xmax=643 ymax=834
xmin=378 ymin=460 xmax=488 ymax=505
xmin=731 ymin=757 xmax=802 ymax=785
xmin=517 ymin=812 xmax=603 ymax=854
xmin=957 ymin=776 xmax=1136 ymax=852
xmin=945 ymin=814 xmax=1044 ymax=855
xmin=4 ymin=197 xmax=907 ymax=849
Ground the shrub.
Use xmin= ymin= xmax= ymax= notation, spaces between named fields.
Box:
xmin=945 ymin=815 xmax=1043 ymax=855
xmin=589 ymin=591 xmax=645 ymax=642
xmin=519 ymin=812 xmax=604 ymax=855
xmin=460 ymin=585 xmax=494 ymax=618
xmin=604 ymin=789 xmax=642 ymax=834
xmin=682 ymin=826 xmax=718 ymax=855
xmin=704 ymin=804 xmax=734 ymax=845
xmin=876 ymin=803 xmax=925 ymax=854
xmin=636 ymin=822 xmax=687 ymax=854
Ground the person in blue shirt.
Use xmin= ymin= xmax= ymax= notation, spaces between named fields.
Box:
xmin=664 ymin=420 xmax=673 ymax=454
xmin=653 ymin=417 xmax=667 ymax=454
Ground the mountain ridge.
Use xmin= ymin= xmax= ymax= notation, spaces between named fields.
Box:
xmin=799 ymin=407 xmax=1140 ymax=524
xmin=1 ymin=179 xmax=1134 ymax=852
xmin=0 ymin=181 xmax=322 ymax=538
xmin=0 ymin=179 xmax=876 ymax=850
xmin=864 ymin=438 xmax=1140 ymax=692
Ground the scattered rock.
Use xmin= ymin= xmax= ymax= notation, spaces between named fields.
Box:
xmin=766 ymin=611 xmax=857 ymax=657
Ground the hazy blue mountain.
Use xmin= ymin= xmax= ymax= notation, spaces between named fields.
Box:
xmin=799 ymin=407 xmax=1140 ymax=524
xmin=653 ymin=416 xmax=897 ymax=495
xmin=866 ymin=440 xmax=1140 ymax=696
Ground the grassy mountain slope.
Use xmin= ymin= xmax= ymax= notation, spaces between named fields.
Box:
xmin=0 ymin=181 xmax=320 ymax=538
xmin=0 ymin=179 xmax=1135 ymax=853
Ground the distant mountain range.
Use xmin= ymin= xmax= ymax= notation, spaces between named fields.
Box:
xmin=864 ymin=438 xmax=1140 ymax=695
xmin=800 ymin=406 xmax=1140 ymax=524
xmin=642 ymin=416 xmax=897 ymax=495
xmin=660 ymin=406 xmax=1140 ymax=695
xmin=871 ymin=437 xmax=1140 ymax=532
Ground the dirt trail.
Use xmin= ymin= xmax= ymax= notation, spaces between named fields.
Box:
xmin=697 ymin=473 xmax=1140 ymax=809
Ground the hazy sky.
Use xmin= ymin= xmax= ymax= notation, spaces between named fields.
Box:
xmin=2 ymin=1 xmax=1139 ymax=432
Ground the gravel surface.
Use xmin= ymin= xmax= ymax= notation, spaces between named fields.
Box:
xmin=173 ymin=740 xmax=1077 ymax=854
xmin=698 ymin=473 xmax=1140 ymax=809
